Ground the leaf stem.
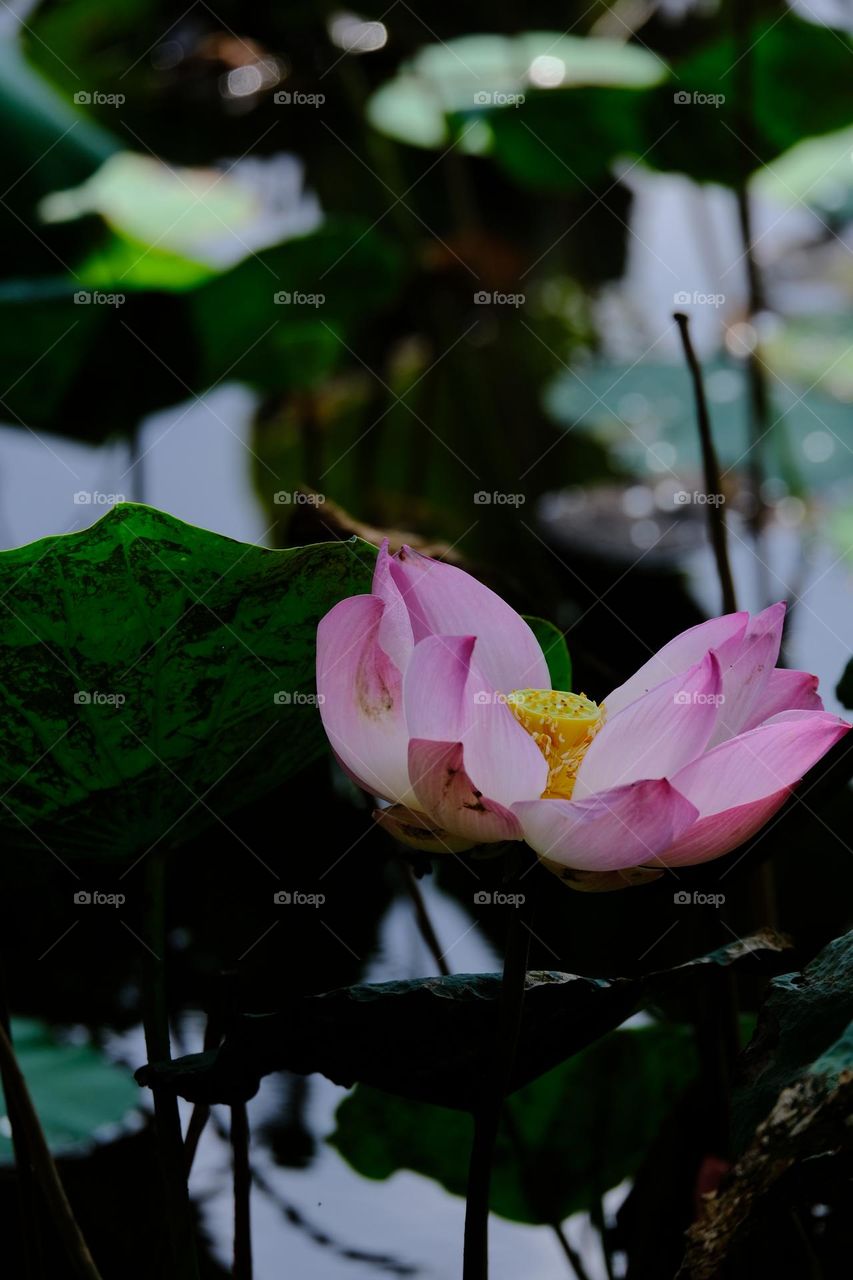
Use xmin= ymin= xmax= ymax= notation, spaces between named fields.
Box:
xmin=673 ymin=311 xmax=738 ymax=614
xmin=463 ymin=857 xmax=535 ymax=1279
xmin=141 ymin=848 xmax=200 ymax=1280
xmin=231 ymin=1101 xmax=253 ymax=1280
xmin=0 ymin=1019 xmax=103 ymax=1280
xmin=399 ymin=859 xmax=450 ymax=976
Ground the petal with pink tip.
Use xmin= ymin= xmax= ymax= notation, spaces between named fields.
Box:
xmin=403 ymin=634 xmax=548 ymax=809
xmin=317 ymin=595 xmax=416 ymax=807
xmin=389 ymin=548 xmax=550 ymax=693
xmin=371 ymin=540 xmax=414 ymax=674
xmin=603 ymin=611 xmax=747 ymax=716
xmin=655 ymin=788 xmax=790 ymax=867
xmin=670 ymin=710 xmax=850 ymax=818
xmin=408 ymin=739 xmax=523 ymax=844
xmin=740 ymin=667 xmax=823 ymax=731
xmin=514 ymin=779 xmax=698 ymax=871
xmin=708 ymin=602 xmax=786 ymax=746
xmin=574 ymin=652 xmax=723 ymax=799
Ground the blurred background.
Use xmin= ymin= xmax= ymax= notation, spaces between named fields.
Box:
xmin=1 ymin=1 xmax=852 ymax=1277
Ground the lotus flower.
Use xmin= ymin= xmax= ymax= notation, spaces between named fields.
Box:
xmin=316 ymin=543 xmax=848 ymax=885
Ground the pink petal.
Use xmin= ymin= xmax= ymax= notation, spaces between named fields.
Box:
xmin=670 ymin=710 xmax=850 ymax=818
xmin=388 ymin=547 xmax=550 ymax=693
xmin=408 ymin=739 xmax=523 ymax=844
xmin=740 ymin=667 xmax=823 ymax=731
xmin=513 ymin=779 xmax=699 ymax=871
xmin=574 ymin=651 xmax=723 ymax=799
xmin=708 ymin=602 xmax=786 ymax=746
xmin=403 ymin=634 xmax=548 ymax=808
xmin=604 ymin=611 xmax=748 ymax=716
xmin=371 ymin=540 xmax=414 ymax=674
xmin=373 ymin=803 xmax=477 ymax=854
xmin=317 ymin=595 xmax=416 ymax=806
xmin=655 ymin=788 xmax=790 ymax=867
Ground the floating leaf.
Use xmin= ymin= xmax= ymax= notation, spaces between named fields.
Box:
xmin=137 ymin=932 xmax=789 ymax=1108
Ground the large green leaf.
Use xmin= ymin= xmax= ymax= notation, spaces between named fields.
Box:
xmin=0 ymin=505 xmax=375 ymax=862
xmin=137 ymin=932 xmax=788 ymax=1107
xmin=0 ymin=1017 xmax=140 ymax=1160
xmin=330 ymin=1022 xmax=697 ymax=1224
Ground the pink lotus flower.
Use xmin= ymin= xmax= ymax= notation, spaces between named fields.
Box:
xmin=316 ymin=543 xmax=849 ymax=884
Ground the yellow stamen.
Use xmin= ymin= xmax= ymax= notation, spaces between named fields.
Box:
xmin=506 ymin=689 xmax=605 ymax=800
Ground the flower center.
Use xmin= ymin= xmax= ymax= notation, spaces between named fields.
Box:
xmin=506 ymin=689 xmax=605 ymax=800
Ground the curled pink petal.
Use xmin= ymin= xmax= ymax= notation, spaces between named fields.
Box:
xmin=513 ymin=779 xmax=698 ymax=871
xmin=403 ymin=634 xmax=548 ymax=810
xmin=670 ymin=709 xmax=850 ymax=818
xmin=740 ymin=667 xmax=823 ymax=731
xmin=574 ymin=651 xmax=722 ymax=799
xmin=371 ymin=540 xmax=414 ymax=674
xmin=408 ymin=739 xmax=523 ymax=844
xmin=388 ymin=547 xmax=550 ymax=692
xmin=656 ymin=788 xmax=790 ymax=867
xmin=604 ymin=611 xmax=747 ymax=716
xmin=708 ymin=602 xmax=786 ymax=746
xmin=317 ymin=595 xmax=416 ymax=806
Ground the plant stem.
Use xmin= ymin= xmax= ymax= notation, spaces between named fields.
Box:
xmin=0 ymin=1020 xmax=103 ymax=1280
xmin=0 ymin=961 xmax=42 ymax=1279
xmin=399 ymin=859 xmax=450 ymax=976
xmin=231 ymin=1101 xmax=253 ymax=1280
xmin=142 ymin=849 xmax=199 ymax=1280
xmin=463 ymin=859 xmax=535 ymax=1280
xmin=674 ymin=311 xmax=738 ymax=614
